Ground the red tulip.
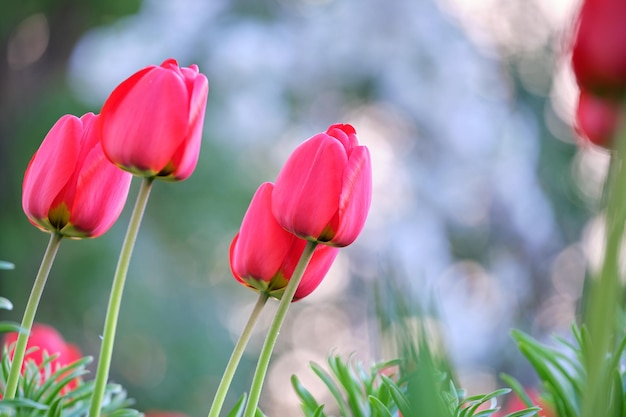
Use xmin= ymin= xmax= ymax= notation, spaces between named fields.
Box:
xmin=272 ymin=124 xmax=372 ymax=247
xmin=230 ymin=182 xmax=338 ymax=301
xmin=22 ymin=113 xmax=132 ymax=238
xmin=100 ymin=58 xmax=209 ymax=181
xmin=3 ymin=323 xmax=83 ymax=390
xmin=575 ymin=89 xmax=622 ymax=148
xmin=571 ymin=0 xmax=626 ymax=97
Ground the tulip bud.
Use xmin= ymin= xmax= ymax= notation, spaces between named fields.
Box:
xmin=100 ymin=58 xmax=209 ymax=181
xmin=22 ymin=113 xmax=132 ymax=238
xmin=272 ymin=124 xmax=372 ymax=247
xmin=575 ymin=89 xmax=622 ymax=148
xmin=571 ymin=0 xmax=626 ymax=97
xmin=230 ymin=182 xmax=338 ymax=301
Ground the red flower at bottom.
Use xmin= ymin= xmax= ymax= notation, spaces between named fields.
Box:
xmin=2 ymin=323 xmax=83 ymax=395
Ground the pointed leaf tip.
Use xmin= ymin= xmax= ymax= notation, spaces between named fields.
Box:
xmin=0 ymin=260 xmax=15 ymax=270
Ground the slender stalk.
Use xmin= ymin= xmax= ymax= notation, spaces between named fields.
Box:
xmin=582 ymin=105 xmax=626 ymax=417
xmin=88 ymin=177 xmax=153 ymax=417
xmin=208 ymin=292 xmax=269 ymax=417
xmin=4 ymin=232 xmax=63 ymax=399
xmin=243 ymin=241 xmax=318 ymax=417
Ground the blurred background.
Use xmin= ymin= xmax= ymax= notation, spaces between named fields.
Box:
xmin=0 ymin=0 xmax=603 ymax=415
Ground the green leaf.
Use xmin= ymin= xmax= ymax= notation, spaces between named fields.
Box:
xmin=517 ymin=343 xmax=577 ymax=416
xmin=478 ymin=388 xmax=511 ymax=402
xmin=311 ymin=405 xmax=326 ymax=417
xmin=107 ymin=409 xmax=142 ymax=417
xmin=0 ymin=297 xmax=13 ymax=310
xmin=368 ymin=395 xmax=394 ymax=417
xmin=37 ymin=357 xmax=91 ymax=402
xmin=500 ymin=374 xmax=532 ymax=407
xmin=291 ymin=374 xmax=321 ymax=415
xmin=0 ymin=260 xmax=15 ymax=270
xmin=377 ymin=380 xmax=392 ymax=408
xmin=46 ymin=397 xmax=63 ymax=417
xmin=226 ymin=393 xmax=247 ymax=417
xmin=610 ymin=369 xmax=623 ymax=417
xmin=327 ymin=355 xmax=367 ymax=417
xmin=253 ymin=407 xmax=267 ymax=417
xmin=381 ymin=375 xmax=410 ymax=414
xmin=0 ymin=397 xmax=49 ymax=410
xmin=310 ymin=361 xmax=350 ymax=417
xmin=504 ymin=407 xmax=541 ymax=417
xmin=0 ymin=321 xmax=23 ymax=333
xmin=511 ymin=330 xmax=579 ymax=416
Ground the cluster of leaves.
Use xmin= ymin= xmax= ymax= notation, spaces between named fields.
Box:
xmin=291 ymin=354 xmax=540 ymax=417
xmin=288 ymin=274 xmax=541 ymax=417
xmin=508 ymin=323 xmax=626 ymax=417
xmin=0 ymin=260 xmax=137 ymax=417
xmin=0 ymin=347 xmax=136 ymax=417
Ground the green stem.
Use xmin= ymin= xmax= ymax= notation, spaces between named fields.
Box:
xmin=208 ymin=291 xmax=269 ymax=417
xmin=4 ymin=232 xmax=63 ymax=399
xmin=88 ymin=177 xmax=153 ymax=417
xmin=242 ymin=241 xmax=318 ymax=417
xmin=582 ymin=104 xmax=626 ymax=417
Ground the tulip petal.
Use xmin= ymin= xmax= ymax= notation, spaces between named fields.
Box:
xmin=101 ymin=66 xmax=190 ymax=175
xmin=22 ymin=115 xmax=81 ymax=225
xmin=231 ymin=183 xmax=294 ymax=282
xmin=68 ymin=142 xmax=132 ymax=237
xmin=272 ymin=134 xmax=346 ymax=240
xmin=332 ymin=146 xmax=372 ymax=246
xmin=326 ymin=123 xmax=358 ymax=153
xmin=293 ymin=244 xmax=339 ymax=300
xmin=167 ymin=73 xmax=209 ymax=180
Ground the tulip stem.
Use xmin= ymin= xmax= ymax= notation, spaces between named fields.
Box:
xmin=88 ymin=177 xmax=153 ymax=417
xmin=582 ymin=104 xmax=626 ymax=417
xmin=242 ymin=241 xmax=318 ymax=417
xmin=208 ymin=291 xmax=269 ymax=417
xmin=4 ymin=232 xmax=63 ymax=399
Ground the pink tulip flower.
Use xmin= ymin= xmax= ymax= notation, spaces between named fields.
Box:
xmin=230 ymin=182 xmax=338 ymax=301
xmin=572 ymin=0 xmax=626 ymax=97
xmin=22 ymin=113 xmax=132 ymax=238
xmin=272 ymin=124 xmax=372 ymax=247
xmin=100 ymin=58 xmax=209 ymax=181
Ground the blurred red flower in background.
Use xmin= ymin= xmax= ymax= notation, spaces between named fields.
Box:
xmin=575 ymin=89 xmax=621 ymax=148
xmin=572 ymin=0 xmax=626 ymax=97
xmin=571 ymin=0 xmax=626 ymax=148
xmin=2 ymin=323 xmax=82 ymax=395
